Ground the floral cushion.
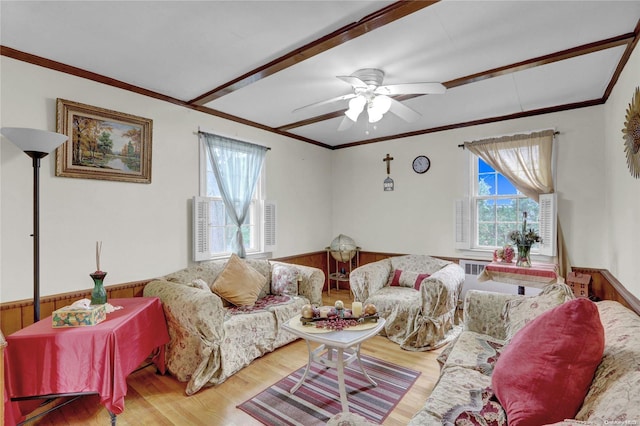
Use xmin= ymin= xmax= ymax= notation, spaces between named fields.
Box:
xmin=271 ymin=263 xmax=299 ymax=296
xmin=502 ymin=283 xmax=574 ymax=340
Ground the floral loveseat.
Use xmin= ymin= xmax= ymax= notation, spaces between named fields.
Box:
xmin=409 ymin=284 xmax=640 ymax=425
xmin=350 ymin=254 xmax=464 ymax=351
xmin=143 ymin=254 xmax=324 ymax=395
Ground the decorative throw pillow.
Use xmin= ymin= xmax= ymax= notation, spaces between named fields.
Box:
xmin=270 ymin=264 xmax=299 ymax=296
xmin=492 ymin=298 xmax=605 ymax=426
xmin=188 ymin=278 xmax=211 ymax=292
xmin=503 ymin=283 xmax=574 ymax=340
xmin=388 ymin=269 xmax=431 ymax=290
xmin=211 ymin=254 xmax=267 ymax=306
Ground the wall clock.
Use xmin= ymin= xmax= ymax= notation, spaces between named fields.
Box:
xmin=412 ymin=155 xmax=430 ymax=174
xmin=623 ymin=86 xmax=640 ymax=178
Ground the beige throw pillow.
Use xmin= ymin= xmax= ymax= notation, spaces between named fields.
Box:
xmin=503 ymin=283 xmax=575 ymax=341
xmin=212 ymin=254 xmax=267 ymax=306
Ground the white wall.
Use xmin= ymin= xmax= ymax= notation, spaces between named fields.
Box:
xmin=331 ymin=106 xmax=607 ymax=270
xmin=604 ymin=44 xmax=640 ymax=297
xmin=0 ymin=57 xmax=332 ymax=302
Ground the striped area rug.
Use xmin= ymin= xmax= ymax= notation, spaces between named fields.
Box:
xmin=237 ymin=354 xmax=420 ymax=425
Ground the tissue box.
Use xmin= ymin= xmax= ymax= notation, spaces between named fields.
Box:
xmin=52 ymin=304 xmax=107 ymax=328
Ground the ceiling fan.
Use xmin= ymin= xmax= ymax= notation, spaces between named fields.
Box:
xmin=294 ymin=68 xmax=446 ymax=131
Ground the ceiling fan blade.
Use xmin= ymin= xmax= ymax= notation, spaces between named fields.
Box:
xmin=293 ymin=93 xmax=356 ymax=113
xmin=337 ymin=116 xmax=354 ymax=131
xmin=375 ymin=82 xmax=446 ymax=95
xmin=389 ymin=98 xmax=422 ymax=122
xmin=337 ymin=75 xmax=368 ymax=89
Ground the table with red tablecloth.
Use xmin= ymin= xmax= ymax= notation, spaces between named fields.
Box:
xmin=478 ymin=261 xmax=562 ymax=293
xmin=4 ymin=297 xmax=169 ymax=423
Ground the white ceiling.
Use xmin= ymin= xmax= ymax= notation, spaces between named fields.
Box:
xmin=2 ymin=1 xmax=640 ymax=148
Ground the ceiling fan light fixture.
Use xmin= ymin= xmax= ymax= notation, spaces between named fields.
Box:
xmin=345 ymin=95 xmax=366 ymax=122
xmin=368 ymin=95 xmax=392 ymax=123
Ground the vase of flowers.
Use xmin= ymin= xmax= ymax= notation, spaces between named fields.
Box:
xmin=508 ymin=212 xmax=541 ymax=268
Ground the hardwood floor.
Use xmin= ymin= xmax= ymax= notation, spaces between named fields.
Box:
xmin=19 ymin=290 xmax=443 ymax=425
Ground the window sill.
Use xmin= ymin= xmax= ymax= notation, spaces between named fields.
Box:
xmin=457 ymin=247 xmax=554 ymax=263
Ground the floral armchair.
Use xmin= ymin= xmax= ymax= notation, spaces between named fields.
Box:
xmin=350 ymin=254 xmax=464 ymax=351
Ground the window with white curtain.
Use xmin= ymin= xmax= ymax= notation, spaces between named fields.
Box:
xmin=194 ymin=136 xmax=272 ymax=261
xmin=455 ymin=130 xmax=557 ymax=257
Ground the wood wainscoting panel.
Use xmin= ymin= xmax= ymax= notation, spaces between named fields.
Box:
xmin=572 ymin=266 xmax=640 ymax=315
xmin=0 ymin=280 xmax=150 ymax=335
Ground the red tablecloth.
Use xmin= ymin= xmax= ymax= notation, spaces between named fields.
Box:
xmin=478 ymin=261 xmax=561 ymax=289
xmin=4 ymin=297 xmax=169 ymax=418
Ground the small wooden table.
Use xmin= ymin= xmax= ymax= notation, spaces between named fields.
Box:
xmin=282 ymin=315 xmax=385 ymax=413
xmin=4 ymin=297 xmax=169 ymax=424
xmin=479 ymin=261 xmax=561 ymax=294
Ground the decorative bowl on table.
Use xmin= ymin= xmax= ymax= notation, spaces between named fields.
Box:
xmin=299 ymin=303 xmax=379 ymax=327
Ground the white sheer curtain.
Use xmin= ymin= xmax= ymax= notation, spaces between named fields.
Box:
xmin=201 ymin=132 xmax=268 ymax=258
xmin=464 ymin=129 xmax=571 ymax=277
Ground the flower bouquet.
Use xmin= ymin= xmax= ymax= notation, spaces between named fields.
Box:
xmin=508 ymin=212 xmax=541 ymax=267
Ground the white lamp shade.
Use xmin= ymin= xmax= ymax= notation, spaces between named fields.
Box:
xmin=368 ymin=95 xmax=392 ymax=123
xmin=1 ymin=127 xmax=68 ymax=154
xmin=345 ymin=95 xmax=366 ymax=122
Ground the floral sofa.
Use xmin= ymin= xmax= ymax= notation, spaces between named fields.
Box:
xmin=409 ymin=284 xmax=640 ymax=425
xmin=143 ymin=254 xmax=324 ymax=395
xmin=350 ymin=254 xmax=465 ymax=351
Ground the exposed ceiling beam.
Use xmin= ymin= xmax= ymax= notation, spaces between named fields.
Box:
xmin=336 ymin=98 xmax=604 ymax=149
xmin=276 ymin=32 xmax=636 ymax=131
xmin=445 ymin=32 xmax=635 ymax=89
xmin=188 ymin=0 xmax=439 ymax=106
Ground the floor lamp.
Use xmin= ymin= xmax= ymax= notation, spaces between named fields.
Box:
xmin=1 ymin=127 xmax=68 ymax=323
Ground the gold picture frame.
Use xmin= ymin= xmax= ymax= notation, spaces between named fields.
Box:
xmin=56 ymin=99 xmax=152 ymax=183
xmin=623 ymin=86 xmax=640 ymax=179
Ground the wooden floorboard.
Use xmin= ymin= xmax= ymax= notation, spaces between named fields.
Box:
xmin=20 ymin=290 xmax=443 ymax=425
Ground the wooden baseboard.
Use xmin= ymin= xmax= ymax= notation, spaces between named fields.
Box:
xmin=2 ymin=252 xmax=638 ymax=335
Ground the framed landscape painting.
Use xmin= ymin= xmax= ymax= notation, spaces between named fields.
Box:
xmin=56 ymin=99 xmax=152 ymax=183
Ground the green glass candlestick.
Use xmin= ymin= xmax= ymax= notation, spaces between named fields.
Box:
xmin=90 ymin=271 xmax=107 ymax=305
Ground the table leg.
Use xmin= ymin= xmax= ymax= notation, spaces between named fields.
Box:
xmin=354 ymin=344 xmax=377 ymax=386
xmin=336 ymin=348 xmax=349 ymax=413
xmin=108 ymin=409 xmax=116 ymax=425
xmin=290 ymin=340 xmax=317 ymax=394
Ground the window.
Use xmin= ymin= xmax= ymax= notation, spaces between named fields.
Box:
xmin=194 ymin=137 xmax=272 ymax=261
xmin=456 ymin=150 xmax=556 ymax=257
xmin=474 ymin=158 xmax=540 ymax=249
